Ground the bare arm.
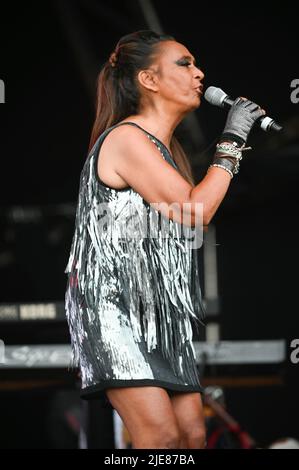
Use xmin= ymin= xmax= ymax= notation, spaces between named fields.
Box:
xmin=189 ymin=161 xmax=231 ymax=224
xmin=105 ymin=125 xmax=231 ymax=226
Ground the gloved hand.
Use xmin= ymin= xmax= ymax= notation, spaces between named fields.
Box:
xmin=221 ymin=97 xmax=266 ymax=145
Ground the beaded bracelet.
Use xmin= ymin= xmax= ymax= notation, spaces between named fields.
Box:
xmin=214 ymin=142 xmax=252 ymax=175
xmin=217 ymin=141 xmax=252 ymax=154
xmin=208 ymin=163 xmax=234 ymax=179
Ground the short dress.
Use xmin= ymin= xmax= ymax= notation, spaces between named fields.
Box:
xmin=64 ymin=122 xmax=206 ymax=405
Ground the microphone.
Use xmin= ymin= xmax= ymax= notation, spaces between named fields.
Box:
xmin=204 ymin=86 xmax=283 ymax=132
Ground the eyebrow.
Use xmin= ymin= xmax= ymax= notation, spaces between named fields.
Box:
xmin=176 ymin=55 xmax=197 ymax=65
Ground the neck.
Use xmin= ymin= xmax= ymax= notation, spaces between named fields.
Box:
xmin=123 ymin=105 xmax=187 ymax=151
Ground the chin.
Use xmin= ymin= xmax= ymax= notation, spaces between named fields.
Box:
xmin=178 ymin=97 xmax=200 ymax=115
xmin=189 ymin=99 xmax=201 ymax=111
xmin=192 ymin=92 xmax=201 ymax=106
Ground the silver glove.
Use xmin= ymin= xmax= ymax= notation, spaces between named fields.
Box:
xmin=222 ymin=97 xmax=265 ymax=144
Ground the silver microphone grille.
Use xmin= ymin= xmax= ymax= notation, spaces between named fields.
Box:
xmin=204 ymin=86 xmax=227 ymax=107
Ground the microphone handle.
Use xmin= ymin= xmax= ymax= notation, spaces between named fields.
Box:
xmin=223 ymin=96 xmax=234 ymax=107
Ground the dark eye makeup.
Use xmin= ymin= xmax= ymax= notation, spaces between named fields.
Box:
xmin=175 ymin=57 xmax=198 ymax=67
xmin=176 ymin=59 xmax=191 ymax=66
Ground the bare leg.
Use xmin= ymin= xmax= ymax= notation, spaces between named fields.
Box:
xmin=106 ymin=386 xmax=181 ymax=449
xmin=170 ymin=392 xmax=206 ymax=449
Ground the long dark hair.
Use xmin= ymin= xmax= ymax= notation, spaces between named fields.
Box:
xmin=88 ymin=30 xmax=194 ymax=185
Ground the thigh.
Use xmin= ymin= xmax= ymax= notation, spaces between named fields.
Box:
xmin=170 ymin=392 xmax=206 ymax=435
xmin=106 ymin=386 xmax=179 ymax=442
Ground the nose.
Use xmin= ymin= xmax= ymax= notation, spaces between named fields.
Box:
xmin=194 ymin=66 xmax=204 ymax=81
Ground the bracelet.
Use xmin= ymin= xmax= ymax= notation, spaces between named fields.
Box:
xmin=214 ymin=156 xmax=240 ymax=175
xmin=213 ymin=157 xmax=236 ymax=174
xmin=208 ymin=163 xmax=234 ymax=179
xmin=216 ymin=142 xmax=243 ymax=158
xmin=214 ymin=142 xmax=252 ymax=175
xmin=220 ymin=133 xmax=245 ymax=147
xmin=216 ymin=142 xmax=252 ymax=158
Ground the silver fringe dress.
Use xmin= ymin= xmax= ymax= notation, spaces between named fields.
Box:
xmin=65 ymin=122 xmax=206 ymax=403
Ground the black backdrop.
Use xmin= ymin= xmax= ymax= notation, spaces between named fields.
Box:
xmin=0 ymin=0 xmax=298 ymax=448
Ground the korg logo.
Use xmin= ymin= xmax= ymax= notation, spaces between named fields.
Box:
xmin=0 ymin=80 xmax=5 ymax=104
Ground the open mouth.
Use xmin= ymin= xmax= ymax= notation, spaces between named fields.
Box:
xmin=195 ymin=85 xmax=203 ymax=95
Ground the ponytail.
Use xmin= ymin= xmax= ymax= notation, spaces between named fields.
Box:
xmin=88 ymin=30 xmax=194 ymax=185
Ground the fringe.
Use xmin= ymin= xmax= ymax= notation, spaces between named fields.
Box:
xmin=65 ymin=125 xmax=206 ymax=383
